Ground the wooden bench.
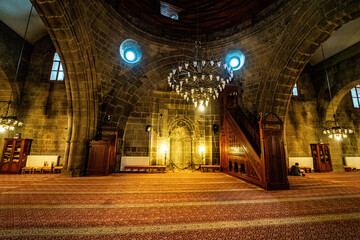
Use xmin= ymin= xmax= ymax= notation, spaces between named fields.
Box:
xmin=300 ymin=166 xmax=312 ymax=173
xmin=21 ymin=167 xmax=33 ymax=174
xmin=344 ymin=166 xmax=357 ymax=172
xmin=201 ymin=165 xmax=221 ymax=172
xmin=32 ymin=166 xmax=43 ymax=174
xmin=21 ymin=155 xmax=61 ymax=174
xmin=344 ymin=157 xmax=360 ymax=171
xmin=41 ymin=167 xmax=53 ymax=174
xmin=53 ymin=166 xmax=63 ymax=173
xmin=124 ymin=165 xmax=166 ymax=173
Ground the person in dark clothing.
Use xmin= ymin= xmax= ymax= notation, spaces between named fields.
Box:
xmin=290 ymin=162 xmax=305 ymax=176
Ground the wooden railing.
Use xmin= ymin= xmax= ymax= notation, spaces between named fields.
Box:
xmin=228 ymin=107 xmax=261 ymax=156
xmin=220 ymin=109 xmax=265 ymax=188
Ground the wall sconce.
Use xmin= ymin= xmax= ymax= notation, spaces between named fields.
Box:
xmin=161 ymin=145 xmax=168 ymax=153
xmin=199 ymin=146 xmax=205 ymax=164
xmin=145 ymin=125 xmax=152 ymax=132
xmin=161 ymin=145 xmax=168 ymax=166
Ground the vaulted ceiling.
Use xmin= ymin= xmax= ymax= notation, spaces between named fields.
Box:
xmin=0 ymin=0 xmax=47 ymax=44
xmin=1 ymin=0 xmax=359 ymax=64
xmin=106 ymin=0 xmax=276 ymax=35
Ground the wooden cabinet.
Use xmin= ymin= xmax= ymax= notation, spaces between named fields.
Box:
xmin=0 ymin=138 xmax=32 ymax=174
xmin=310 ymin=144 xmax=332 ymax=172
xmin=87 ymin=141 xmax=116 ymax=176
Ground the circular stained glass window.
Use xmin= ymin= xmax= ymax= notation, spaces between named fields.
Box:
xmin=225 ymin=50 xmax=245 ymax=71
xmin=120 ymin=39 xmax=142 ymax=64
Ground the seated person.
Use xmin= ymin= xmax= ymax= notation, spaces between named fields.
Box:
xmin=290 ymin=163 xmax=305 ymax=176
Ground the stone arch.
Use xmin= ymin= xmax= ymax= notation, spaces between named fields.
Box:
xmin=31 ymin=0 xmax=98 ymax=176
xmin=258 ymin=0 xmax=360 ymax=119
xmin=168 ymin=118 xmax=195 ymax=137
xmin=102 ymin=51 xmax=193 ymax=125
xmin=324 ymin=80 xmax=360 ymax=122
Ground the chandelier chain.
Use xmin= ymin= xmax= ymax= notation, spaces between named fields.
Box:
xmin=0 ymin=5 xmax=32 ymax=132
xmin=321 ymin=45 xmax=353 ymax=140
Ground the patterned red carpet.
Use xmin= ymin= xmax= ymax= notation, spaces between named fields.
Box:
xmin=0 ymin=172 xmax=359 ymax=239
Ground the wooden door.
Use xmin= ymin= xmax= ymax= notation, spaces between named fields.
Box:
xmin=87 ymin=142 xmax=109 ymax=175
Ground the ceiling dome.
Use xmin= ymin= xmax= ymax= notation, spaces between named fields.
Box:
xmin=106 ymin=0 xmax=276 ymax=36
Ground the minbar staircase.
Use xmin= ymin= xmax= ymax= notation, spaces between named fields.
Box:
xmin=220 ymin=86 xmax=289 ymax=190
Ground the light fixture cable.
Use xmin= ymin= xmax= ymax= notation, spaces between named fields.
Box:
xmin=0 ymin=5 xmax=32 ymax=132
xmin=321 ymin=45 xmax=353 ymax=140
xmin=321 ymin=45 xmax=336 ymax=124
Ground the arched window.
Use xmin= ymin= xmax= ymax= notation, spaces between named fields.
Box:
xmin=292 ymin=83 xmax=298 ymax=96
xmin=229 ymin=161 xmax=232 ymax=171
xmin=350 ymin=85 xmax=360 ymax=108
xmin=50 ymin=52 xmax=64 ymax=81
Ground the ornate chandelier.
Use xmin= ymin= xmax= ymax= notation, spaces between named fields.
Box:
xmin=320 ymin=45 xmax=353 ymax=140
xmin=167 ymin=41 xmax=234 ymax=110
xmin=323 ymin=123 xmax=353 ymax=140
xmin=0 ymin=101 xmax=23 ymax=132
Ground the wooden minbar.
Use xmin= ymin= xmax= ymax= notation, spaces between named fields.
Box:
xmin=259 ymin=113 xmax=289 ymax=190
xmin=219 ymin=85 xmax=289 ymax=190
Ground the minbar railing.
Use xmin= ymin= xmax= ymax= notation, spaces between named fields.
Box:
xmin=228 ymin=107 xmax=261 ymax=156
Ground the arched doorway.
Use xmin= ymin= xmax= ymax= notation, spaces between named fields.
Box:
xmin=169 ymin=120 xmax=193 ymax=169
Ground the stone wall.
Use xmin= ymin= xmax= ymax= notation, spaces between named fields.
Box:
xmin=122 ymin=82 xmax=220 ymax=170
xmin=17 ymin=35 xmax=68 ymax=163
xmin=30 ymin=0 xmax=360 ymax=175
xmin=336 ymin=96 xmax=360 ymax=158
xmin=285 ymin=67 xmax=322 ymax=158
xmin=0 ymin=21 xmax=32 ymax=158
xmin=0 ymin=26 xmax=68 ymax=164
xmin=285 ymin=44 xmax=360 ymax=171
